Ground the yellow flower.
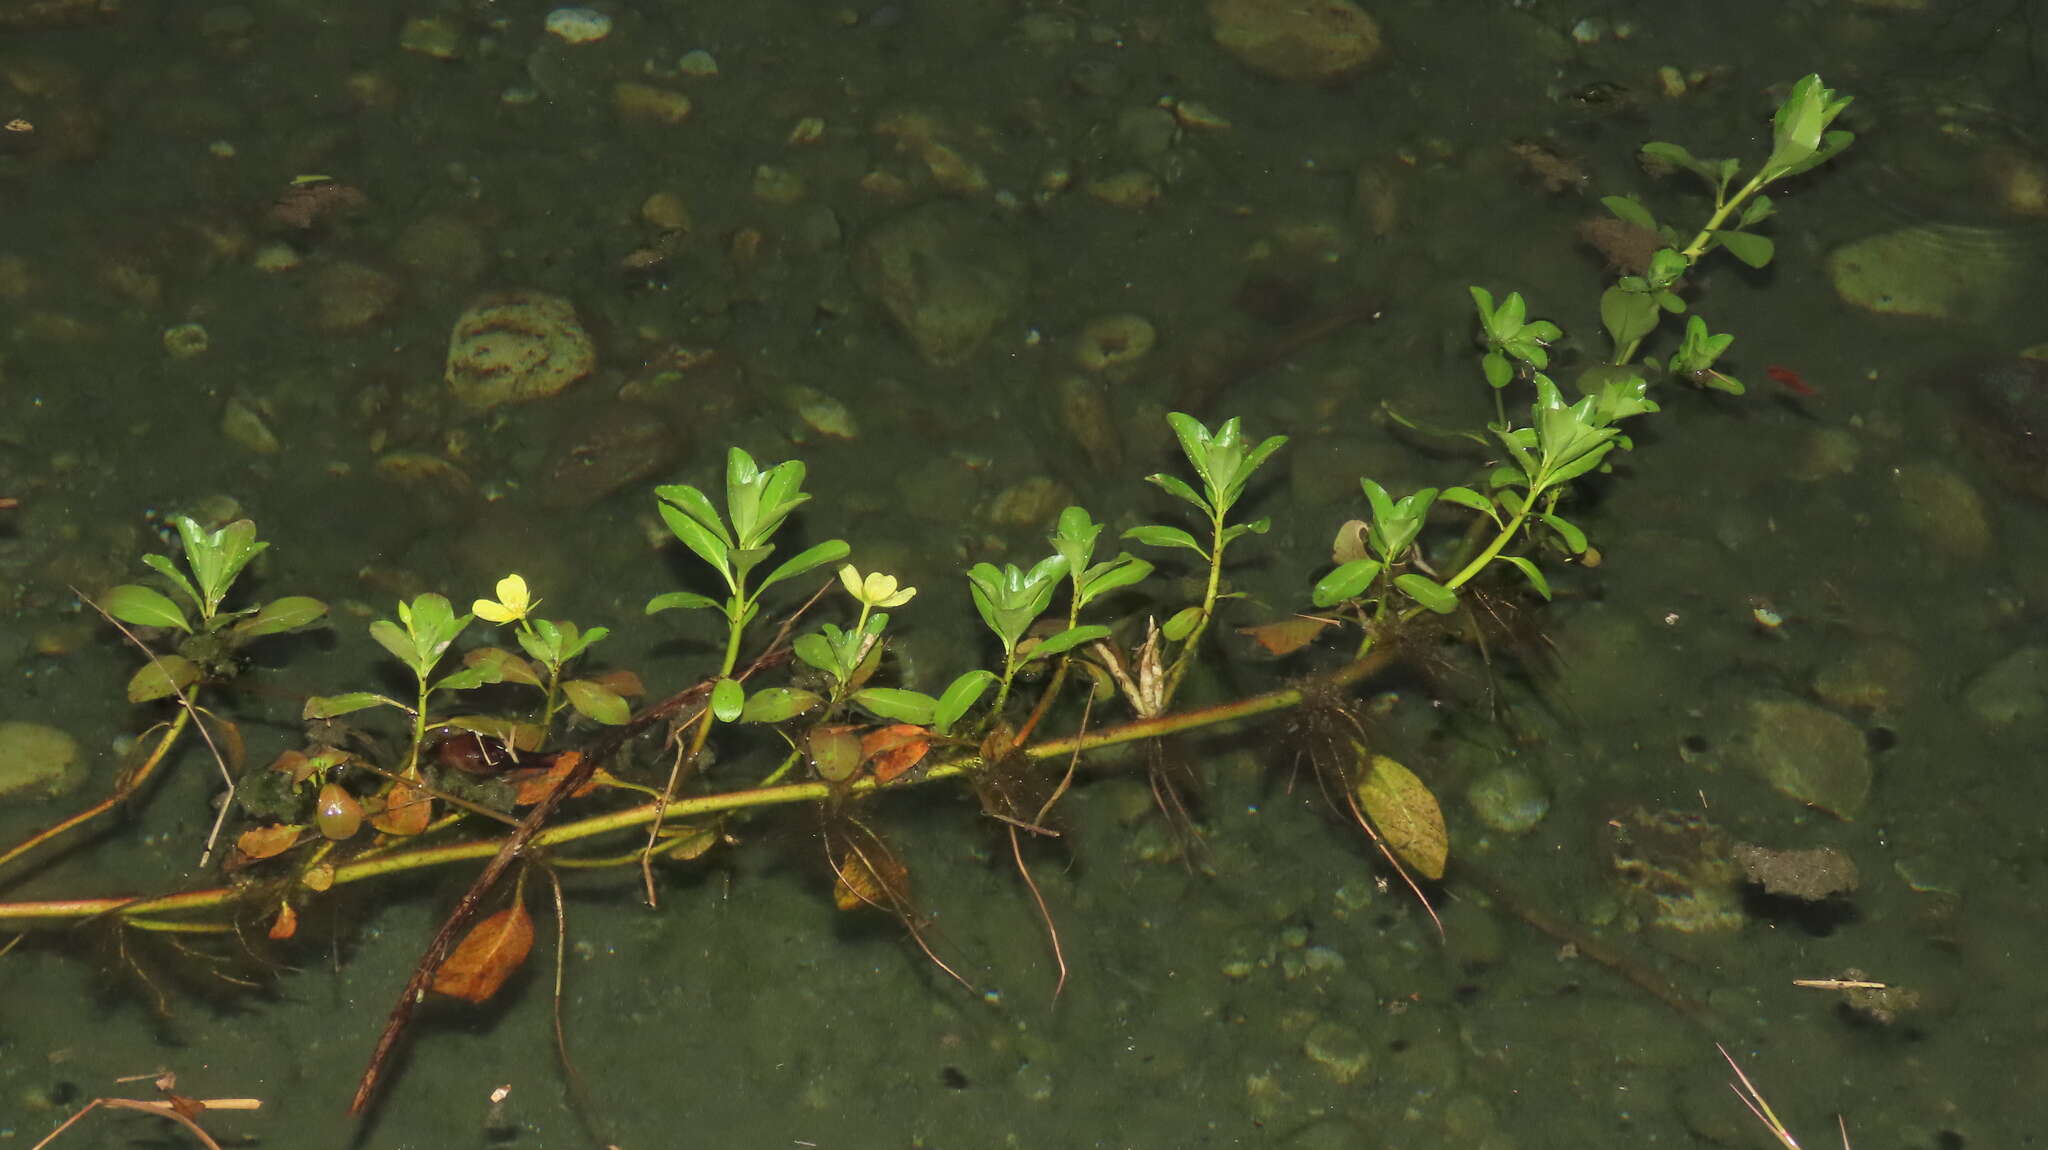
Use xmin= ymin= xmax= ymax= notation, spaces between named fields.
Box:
xmin=837 ymin=564 xmax=916 ymax=609
xmin=473 ymin=573 xmax=539 ymax=624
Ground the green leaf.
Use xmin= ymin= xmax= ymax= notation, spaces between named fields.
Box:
xmin=127 ymin=655 xmax=201 ymax=702
xmin=173 ymin=516 xmax=267 ymax=616
xmin=653 ymin=482 xmax=732 ymax=544
xmin=1438 ymin=486 xmax=1497 ymax=519
xmin=1481 ymin=350 xmax=1512 ymax=389
xmin=1640 ymin=141 xmax=1710 ymax=183
xmin=739 ymin=687 xmax=823 ymax=724
xmin=710 ymin=677 xmax=745 ymax=722
xmin=1501 ymin=555 xmax=1551 ymax=600
xmin=1599 ymin=286 xmax=1658 ymax=353
xmin=1738 ymin=194 xmax=1775 ymax=228
xmin=466 ymin=646 xmax=544 ymax=687
xmin=1600 ymin=194 xmax=1656 ymax=229
xmin=646 ymin=590 xmax=722 ymax=614
xmin=1312 ymin=558 xmax=1383 ymax=607
xmin=103 ymin=584 xmax=192 ymax=632
xmin=792 ymin=632 xmax=838 ymax=677
xmin=1124 ymin=524 xmax=1207 ymax=556
xmin=1713 ymin=230 xmax=1774 ymax=269
xmin=933 ymin=670 xmax=997 ymax=734
xmin=759 ymin=538 xmax=851 ymax=592
xmin=431 ymin=665 xmax=497 ymax=693
xmin=1024 ymin=624 xmax=1111 ymax=662
xmin=852 ymin=687 xmax=938 ymax=726
xmin=1540 ymin=512 xmax=1589 ymax=554
xmin=139 ymin=554 xmax=203 ymax=617
xmin=1359 ymin=477 xmax=1396 ymax=525
xmin=1163 ymin=412 xmax=1216 ymax=491
xmin=229 ymin=595 xmax=327 ymax=640
xmin=1051 ymin=506 xmax=1103 ymax=565
xmin=1162 ymin=605 xmax=1205 ymax=642
xmin=1145 ymin=472 xmax=1210 ymax=514
xmin=368 ymin=619 xmax=417 ymax=667
xmin=562 ymin=679 xmax=631 ymax=725
xmin=302 ymin=690 xmax=400 ymax=719
xmin=1394 ymin=573 xmax=1458 ymax=614
xmin=657 ymin=500 xmax=733 ymax=581
xmin=1468 ymin=284 xmax=1496 ymax=324
xmin=1220 ymin=517 xmax=1271 ymax=548
xmin=1077 ymin=555 xmax=1152 ymax=608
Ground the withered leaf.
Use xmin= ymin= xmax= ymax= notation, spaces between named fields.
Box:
xmin=1355 ymin=751 xmax=1448 ymax=880
xmin=509 ymin=751 xmax=596 ymax=806
xmin=832 ymin=846 xmax=907 ymax=912
xmin=370 ymin=767 xmax=433 ymax=836
xmin=268 ymin=902 xmax=299 ymax=940
xmin=861 ymin=724 xmax=930 ymax=784
xmin=1237 ymin=615 xmax=1338 ymax=657
xmin=432 ymin=903 xmax=535 ymax=1004
xmin=234 ymin=822 xmax=303 ymax=862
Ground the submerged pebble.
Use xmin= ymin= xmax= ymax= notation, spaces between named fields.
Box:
xmin=544 ymin=7 xmax=612 ymax=44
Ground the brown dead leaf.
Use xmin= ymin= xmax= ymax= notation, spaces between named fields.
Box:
xmin=1237 ymin=615 xmax=1338 ymax=657
xmin=833 ymin=845 xmax=907 ymax=912
xmin=234 ymin=822 xmax=303 ymax=862
xmin=432 ymin=902 xmax=535 ymax=1004
xmin=268 ymin=902 xmax=298 ymax=940
xmin=1355 ymin=752 xmax=1447 ymax=880
xmin=590 ymin=668 xmax=645 ymax=698
xmin=861 ymin=724 xmax=930 ymax=784
xmin=370 ymin=767 xmax=434 ymax=836
xmin=508 ymin=751 xmax=595 ymax=806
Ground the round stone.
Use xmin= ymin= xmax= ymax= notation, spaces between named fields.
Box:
xmin=0 ymin=721 xmax=83 ymax=800
xmin=543 ymin=7 xmax=612 ymax=44
xmin=445 ymin=291 xmax=596 ymax=409
xmin=1465 ymin=766 xmax=1549 ymax=834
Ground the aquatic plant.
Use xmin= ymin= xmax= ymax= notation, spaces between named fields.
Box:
xmin=0 ymin=75 xmax=1854 ymax=1123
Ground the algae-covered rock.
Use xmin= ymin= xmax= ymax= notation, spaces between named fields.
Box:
xmin=1735 ymin=698 xmax=1872 ymax=818
xmin=1210 ymin=0 xmax=1382 ymax=85
xmin=0 ymin=720 xmax=83 ymax=800
xmin=1826 ymin=224 xmax=2019 ymax=321
xmin=445 ymin=291 xmax=596 ymax=409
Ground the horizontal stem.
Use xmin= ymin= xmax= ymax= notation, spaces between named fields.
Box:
xmin=0 ymin=651 xmax=1398 ymax=928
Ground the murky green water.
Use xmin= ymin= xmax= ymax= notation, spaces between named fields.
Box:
xmin=4 ymin=1 xmax=2046 ymax=1146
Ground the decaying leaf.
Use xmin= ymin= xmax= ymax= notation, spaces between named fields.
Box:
xmin=432 ymin=902 xmax=535 ymax=1004
xmin=1237 ymin=615 xmax=1338 ymax=657
xmin=508 ymin=751 xmax=596 ymax=805
xmin=662 ymin=824 xmax=720 ymax=860
xmin=810 ymin=725 xmax=864 ymax=783
xmin=233 ymin=822 xmax=304 ymax=863
xmin=370 ymin=767 xmax=434 ymax=836
xmin=861 ymin=724 xmax=930 ymax=783
xmin=833 ymin=845 xmax=908 ymax=912
xmin=1355 ymin=752 xmax=1448 ymax=880
xmin=268 ymin=902 xmax=299 ymax=940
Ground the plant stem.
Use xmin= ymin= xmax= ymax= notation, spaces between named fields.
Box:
xmin=0 ymin=652 xmax=1397 ymax=929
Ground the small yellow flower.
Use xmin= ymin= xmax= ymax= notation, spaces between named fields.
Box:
xmin=473 ymin=573 xmax=539 ymax=624
xmin=837 ymin=564 xmax=916 ymax=609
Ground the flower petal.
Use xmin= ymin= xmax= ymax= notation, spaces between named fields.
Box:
xmin=495 ymin=574 xmax=530 ymax=612
xmin=473 ymin=600 xmax=515 ymax=624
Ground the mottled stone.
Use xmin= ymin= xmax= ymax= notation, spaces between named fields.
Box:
xmin=1735 ymin=698 xmax=1872 ymax=819
xmin=1210 ymin=0 xmax=1382 ymax=85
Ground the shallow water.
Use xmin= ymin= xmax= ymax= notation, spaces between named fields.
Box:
xmin=3 ymin=1 xmax=2046 ymax=1146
